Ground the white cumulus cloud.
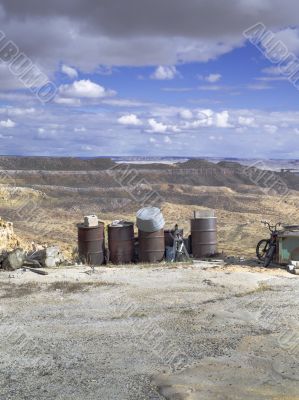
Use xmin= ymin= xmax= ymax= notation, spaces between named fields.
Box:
xmin=179 ymin=109 xmax=193 ymax=120
xmin=0 ymin=119 xmax=16 ymax=128
xmin=118 ymin=114 xmax=143 ymax=126
xmin=59 ymin=80 xmax=115 ymax=98
xmin=238 ymin=116 xmax=256 ymax=127
xmin=151 ymin=66 xmax=178 ymax=80
xmin=215 ymin=111 xmax=233 ymax=128
xmin=182 ymin=109 xmax=214 ymax=128
xmin=61 ymin=64 xmax=78 ymax=79
xmin=273 ymin=27 xmax=299 ymax=56
xmin=147 ymin=118 xmax=179 ymax=133
xmin=205 ymin=73 xmax=222 ymax=83
xmin=148 ymin=118 xmax=168 ymax=133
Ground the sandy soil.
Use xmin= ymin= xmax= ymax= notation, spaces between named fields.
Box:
xmin=0 ymin=262 xmax=298 ymax=400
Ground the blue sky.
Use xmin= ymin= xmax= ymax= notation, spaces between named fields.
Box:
xmin=0 ymin=0 xmax=299 ymax=158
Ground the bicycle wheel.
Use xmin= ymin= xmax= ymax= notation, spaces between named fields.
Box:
xmin=264 ymin=245 xmax=276 ymax=267
xmin=256 ymin=239 xmax=270 ymax=260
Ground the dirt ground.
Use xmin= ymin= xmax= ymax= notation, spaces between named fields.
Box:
xmin=0 ymin=262 xmax=298 ymax=400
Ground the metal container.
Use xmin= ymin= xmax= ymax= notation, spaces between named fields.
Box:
xmin=77 ymin=222 xmax=105 ymax=265
xmin=108 ymin=221 xmax=134 ymax=265
xmin=138 ymin=228 xmax=165 ymax=263
xmin=164 ymin=229 xmax=183 ymax=247
xmin=277 ymin=231 xmax=299 ymax=264
xmin=136 ymin=207 xmax=165 ymax=233
xmin=191 ymin=217 xmax=217 ymax=258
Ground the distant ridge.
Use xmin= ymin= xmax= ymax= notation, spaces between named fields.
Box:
xmin=0 ymin=156 xmax=115 ymax=171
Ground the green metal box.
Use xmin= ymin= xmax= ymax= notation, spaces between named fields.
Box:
xmin=278 ymin=231 xmax=299 ymax=264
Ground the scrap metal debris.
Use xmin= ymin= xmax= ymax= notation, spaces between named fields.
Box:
xmin=27 ymin=246 xmax=64 ymax=268
xmin=0 ymin=246 xmax=64 ymax=272
xmin=1 ymin=248 xmax=25 ymax=271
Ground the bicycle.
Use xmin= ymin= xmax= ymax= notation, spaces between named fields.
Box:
xmin=256 ymin=221 xmax=281 ymax=267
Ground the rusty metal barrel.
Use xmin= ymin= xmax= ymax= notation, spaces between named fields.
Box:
xmin=136 ymin=207 xmax=165 ymax=232
xmin=164 ymin=229 xmax=183 ymax=247
xmin=77 ymin=222 xmax=105 ymax=265
xmin=108 ymin=221 xmax=134 ymax=265
xmin=138 ymin=229 xmax=165 ymax=263
xmin=136 ymin=207 xmax=165 ymax=263
xmin=191 ymin=217 xmax=217 ymax=258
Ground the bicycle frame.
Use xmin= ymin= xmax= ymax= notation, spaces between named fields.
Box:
xmin=260 ymin=221 xmax=282 ymax=266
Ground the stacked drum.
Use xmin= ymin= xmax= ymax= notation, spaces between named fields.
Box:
xmin=136 ymin=207 xmax=165 ymax=262
xmin=77 ymin=221 xmax=105 ymax=265
xmin=190 ymin=215 xmax=217 ymax=258
xmin=108 ymin=221 xmax=134 ymax=264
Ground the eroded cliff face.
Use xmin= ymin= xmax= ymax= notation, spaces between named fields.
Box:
xmin=0 ymin=218 xmax=20 ymax=251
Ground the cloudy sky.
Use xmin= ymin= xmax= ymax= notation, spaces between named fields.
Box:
xmin=0 ymin=0 xmax=299 ymax=158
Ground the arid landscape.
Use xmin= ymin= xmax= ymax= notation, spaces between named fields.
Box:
xmin=0 ymin=156 xmax=298 ymax=259
xmin=1 ymin=1 xmax=299 ymax=398
xmin=0 ymin=157 xmax=299 ymax=400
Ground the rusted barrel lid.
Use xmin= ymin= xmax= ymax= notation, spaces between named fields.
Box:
xmin=136 ymin=207 xmax=165 ymax=233
xmin=109 ymin=220 xmax=133 ymax=228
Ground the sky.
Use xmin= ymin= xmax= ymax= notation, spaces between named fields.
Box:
xmin=0 ymin=0 xmax=299 ymax=158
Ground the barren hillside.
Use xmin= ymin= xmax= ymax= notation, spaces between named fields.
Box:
xmin=0 ymin=157 xmax=297 ymax=258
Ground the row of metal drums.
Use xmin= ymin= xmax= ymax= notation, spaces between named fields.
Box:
xmin=77 ymin=220 xmax=166 ymax=265
xmin=78 ymin=211 xmax=217 ymax=266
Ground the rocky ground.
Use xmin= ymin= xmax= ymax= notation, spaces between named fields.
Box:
xmin=0 ymin=159 xmax=298 ymax=399
xmin=0 ymin=262 xmax=298 ymax=400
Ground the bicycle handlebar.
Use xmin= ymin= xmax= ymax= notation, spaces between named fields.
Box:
xmin=261 ymin=220 xmax=281 ymax=232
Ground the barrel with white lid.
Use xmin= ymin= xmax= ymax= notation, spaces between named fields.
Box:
xmin=136 ymin=207 xmax=165 ymax=262
xmin=136 ymin=207 xmax=165 ymax=233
